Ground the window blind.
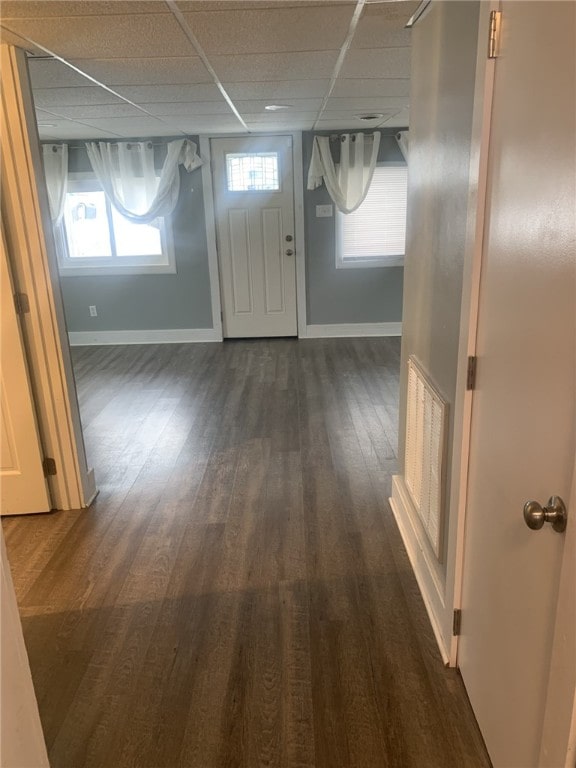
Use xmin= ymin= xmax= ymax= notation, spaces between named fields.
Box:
xmin=341 ymin=165 xmax=408 ymax=259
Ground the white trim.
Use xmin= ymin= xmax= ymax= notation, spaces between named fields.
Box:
xmin=305 ymin=322 xmax=401 ymax=338
xmin=59 ymin=264 xmax=177 ymax=277
xmin=390 ymin=475 xmax=449 ymax=665
xmin=292 ymin=131 xmax=308 ymax=339
xmin=84 ymin=468 xmax=97 ymax=505
xmin=68 ymin=328 xmax=221 ymax=346
xmin=199 ymin=136 xmax=223 ymax=341
xmin=447 ymin=0 xmax=499 ymax=667
xmin=335 ymin=256 xmax=404 ymax=270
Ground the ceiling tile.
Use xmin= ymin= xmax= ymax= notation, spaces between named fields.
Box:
xmin=143 ymin=101 xmax=234 ymax=116
xmin=36 ymin=120 xmax=123 ymax=140
xmin=224 ymin=80 xmax=330 ymax=100
xmin=353 ymin=6 xmax=413 ymax=49
xmin=113 ymin=84 xmax=223 ymax=103
xmin=2 ymin=14 xmax=193 ymax=58
xmin=210 ymin=52 xmax=338 ymax=82
xmin=33 ymin=87 xmax=125 ymax=107
xmin=379 ymin=108 xmax=410 ymax=128
xmin=241 ymin=111 xmax=318 ymax=122
xmin=29 ymin=59 xmax=96 ymax=89
xmin=177 ymin=1 xmax=355 ymax=10
xmin=332 ymin=78 xmax=410 ymax=98
xmin=1 ymin=2 xmax=170 ymax=17
xmin=41 ymin=103 xmax=146 ymax=119
xmin=320 ymin=108 xmax=401 ymax=122
xmin=67 ymin=57 xmax=212 ymax=86
xmin=315 ymin=118 xmax=382 ymax=130
xmin=235 ymin=98 xmax=322 ymax=115
xmin=182 ymin=6 xmax=353 ymax=55
xmin=362 ymin=1 xmax=420 ymax=22
xmin=340 ymin=48 xmax=411 ymax=79
xmin=325 ymin=96 xmax=409 ymax=112
xmin=245 ymin=123 xmax=315 ymax=132
xmin=164 ymin=115 xmax=247 ymax=133
xmin=78 ymin=116 xmax=184 ymax=138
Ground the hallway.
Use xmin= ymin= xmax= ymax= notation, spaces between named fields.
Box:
xmin=2 ymin=338 xmax=490 ymax=767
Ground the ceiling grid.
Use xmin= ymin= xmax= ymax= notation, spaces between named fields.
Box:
xmin=0 ymin=0 xmax=415 ymax=139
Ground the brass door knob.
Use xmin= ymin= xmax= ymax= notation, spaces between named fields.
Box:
xmin=523 ymin=496 xmax=567 ymax=533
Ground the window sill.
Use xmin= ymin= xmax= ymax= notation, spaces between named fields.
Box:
xmin=336 ymin=256 xmax=404 ymax=270
xmin=59 ymin=263 xmax=177 ymax=277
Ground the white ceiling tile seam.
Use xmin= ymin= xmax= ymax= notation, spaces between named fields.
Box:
xmin=0 ymin=23 xmax=189 ymax=137
xmin=31 ymin=105 xmax=126 ymax=138
xmin=166 ymin=0 xmax=249 ymax=133
xmin=312 ymin=0 xmax=367 ymax=131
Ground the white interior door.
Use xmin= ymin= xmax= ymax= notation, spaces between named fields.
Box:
xmin=458 ymin=3 xmax=575 ymax=766
xmin=0 ymin=231 xmax=51 ymax=516
xmin=212 ymin=136 xmax=297 ymax=338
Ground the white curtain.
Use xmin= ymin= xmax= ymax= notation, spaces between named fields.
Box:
xmin=396 ymin=130 xmax=409 ymax=161
xmin=85 ymin=138 xmax=203 ymax=224
xmin=307 ymin=131 xmax=381 ymax=214
xmin=42 ymin=143 xmax=68 ymax=223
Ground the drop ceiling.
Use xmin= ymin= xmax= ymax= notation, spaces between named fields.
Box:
xmin=0 ymin=0 xmax=417 ymax=140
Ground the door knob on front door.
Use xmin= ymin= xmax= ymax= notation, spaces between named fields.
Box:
xmin=523 ymin=496 xmax=567 ymax=532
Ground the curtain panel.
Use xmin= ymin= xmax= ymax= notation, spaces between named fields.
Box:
xmin=41 ymin=143 xmax=68 ymax=223
xmin=307 ymin=131 xmax=381 ymax=214
xmin=85 ymin=138 xmax=203 ymax=224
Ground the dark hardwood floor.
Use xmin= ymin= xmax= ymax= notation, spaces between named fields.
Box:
xmin=3 ymin=338 xmax=490 ymax=768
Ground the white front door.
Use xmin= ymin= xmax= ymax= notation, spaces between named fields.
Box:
xmin=458 ymin=3 xmax=575 ymax=766
xmin=0 ymin=231 xmax=51 ymax=516
xmin=212 ymin=136 xmax=297 ymax=338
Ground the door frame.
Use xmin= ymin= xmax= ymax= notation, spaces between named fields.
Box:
xmin=1 ymin=44 xmax=96 ymax=511
xmin=199 ymin=132 xmax=307 ymax=340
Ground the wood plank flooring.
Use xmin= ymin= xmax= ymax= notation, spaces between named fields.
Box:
xmin=2 ymin=338 xmax=491 ymax=768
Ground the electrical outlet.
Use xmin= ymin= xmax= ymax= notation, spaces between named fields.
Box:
xmin=316 ymin=204 xmax=333 ymax=218
xmin=89 ymin=305 xmax=97 ymax=317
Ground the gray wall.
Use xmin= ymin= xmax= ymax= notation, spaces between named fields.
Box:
xmin=303 ymin=129 xmax=405 ymax=325
xmin=59 ymin=138 xmax=213 ymax=332
xmin=398 ymin=1 xmax=480 ymax=565
xmin=59 ymin=130 xmax=407 ymax=333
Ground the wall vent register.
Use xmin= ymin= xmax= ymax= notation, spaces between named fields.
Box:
xmin=404 ymin=356 xmax=447 ymax=558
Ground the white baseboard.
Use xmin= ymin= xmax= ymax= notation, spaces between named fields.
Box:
xmin=304 ymin=322 xmax=402 ymax=338
xmin=390 ymin=474 xmax=450 ymax=664
xmin=82 ymin=467 xmax=98 ymax=507
xmin=68 ymin=328 xmax=222 ymax=346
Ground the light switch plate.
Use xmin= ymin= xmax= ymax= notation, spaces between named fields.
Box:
xmin=316 ymin=204 xmax=333 ymax=218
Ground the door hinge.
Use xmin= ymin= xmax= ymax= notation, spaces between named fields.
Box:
xmin=453 ymin=609 xmax=462 ymax=636
xmin=42 ymin=457 xmax=57 ymax=477
xmin=14 ymin=292 xmax=30 ymax=315
xmin=466 ymin=356 xmax=477 ymax=390
xmin=488 ymin=10 xmax=501 ymax=59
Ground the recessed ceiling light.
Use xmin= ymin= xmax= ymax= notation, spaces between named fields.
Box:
xmin=354 ymin=113 xmax=384 ymax=121
xmin=264 ymin=104 xmax=293 ymax=111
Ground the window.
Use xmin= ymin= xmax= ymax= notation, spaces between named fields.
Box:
xmin=336 ymin=164 xmax=408 ymax=269
xmin=57 ymin=175 xmax=175 ymax=276
xmin=225 ymin=152 xmax=279 ymax=191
